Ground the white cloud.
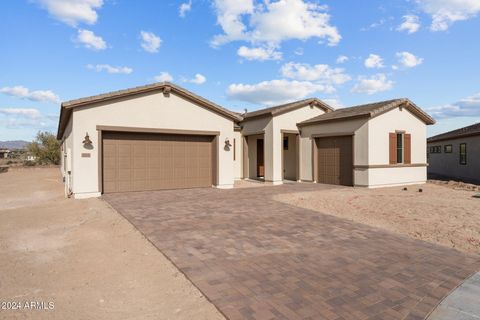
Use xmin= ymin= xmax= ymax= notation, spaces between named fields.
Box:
xmin=396 ymin=51 xmax=424 ymax=68
xmin=294 ymin=48 xmax=304 ymax=56
xmin=0 ymin=108 xmax=57 ymax=130
xmin=416 ymin=0 xmax=480 ymax=31
xmin=426 ymin=93 xmax=480 ymax=118
xmin=322 ymin=98 xmax=343 ymax=109
xmin=351 ymin=74 xmax=394 ymax=95
xmin=76 ymin=29 xmax=106 ymax=50
xmin=36 ymin=0 xmax=103 ymax=27
xmin=87 ymin=64 xmax=133 ymax=74
xmin=179 ymin=1 xmax=192 ymax=17
xmin=397 ymin=15 xmax=421 ymax=34
xmin=227 ymin=79 xmax=334 ymax=106
xmin=211 ymin=0 xmax=341 ymax=47
xmin=280 ymin=62 xmax=351 ymax=85
xmin=0 ymin=86 xmax=60 ymax=104
xmin=364 ymin=54 xmax=384 ymax=69
xmin=154 ymin=72 xmax=173 ymax=82
xmin=237 ymin=46 xmax=282 ymax=61
xmin=140 ymin=31 xmax=161 ymax=53
xmin=185 ymin=73 xmax=206 ymax=84
xmin=0 ymin=108 xmax=42 ymax=119
xmin=336 ymin=55 xmax=349 ymax=64
xmin=361 ymin=17 xmax=392 ymax=31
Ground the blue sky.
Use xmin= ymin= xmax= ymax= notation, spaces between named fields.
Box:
xmin=1 ymin=0 xmax=479 ymax=141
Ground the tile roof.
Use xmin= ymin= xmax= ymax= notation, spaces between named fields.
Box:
xmin=298 ymin=98 xmax=435 ymax=126
xmin=242 ymin=98 xmax=334 ymax=119
xmin=428 ymin=122 xmax=480 ymax=143
xmin=57 ymin=82 xmax=243 ymax=139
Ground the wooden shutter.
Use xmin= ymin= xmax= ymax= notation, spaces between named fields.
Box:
xmin=404 ymin=134 xmax=411 ymax=164
xmin=389 ymin=133 xmax=397 ymax=164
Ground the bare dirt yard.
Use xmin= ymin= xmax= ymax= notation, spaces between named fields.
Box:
xmin=0 ymin=168 xmax=224 ymax=320
xmin=275 ymin=183 xmax=480 ymax=255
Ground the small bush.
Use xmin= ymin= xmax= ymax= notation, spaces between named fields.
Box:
xmin=23 ymin=160 xmax=36 ymax=166
xmin=26 ymin=131 xmax=60 ymax=165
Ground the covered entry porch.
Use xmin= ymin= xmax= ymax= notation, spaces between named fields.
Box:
xmin=241 ymin=130 xmax=300 ymax=183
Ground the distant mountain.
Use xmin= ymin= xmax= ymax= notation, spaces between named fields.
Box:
xmin=0 ymin=140 xmax=30 ymax=150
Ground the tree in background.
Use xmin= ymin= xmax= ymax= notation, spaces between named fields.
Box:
xmin=27 ymin=131 xmax=60 ymax=165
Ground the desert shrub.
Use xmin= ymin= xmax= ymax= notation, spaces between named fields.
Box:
xmin=26 ymin=131 xmax=60 ymax=165
xmin=23 ymin=160 xmax=36 ymax=166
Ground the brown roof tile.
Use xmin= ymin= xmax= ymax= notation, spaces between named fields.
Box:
xmin=57 ymin=82 xmax=243 ymax=139
xmin=428 ymin=122 xmax=480 ymax=143
xmin=298 ymin=98 xmax=435 ymax=126
xmin=242 ymin=98 xmax=334 ymax=120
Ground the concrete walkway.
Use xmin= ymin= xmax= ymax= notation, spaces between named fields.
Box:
xmin=428 ymin=272 xmax=480 ymax=320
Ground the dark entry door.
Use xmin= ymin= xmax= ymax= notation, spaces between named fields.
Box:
xmin=257 ymin=139 xmax=264 ymax=177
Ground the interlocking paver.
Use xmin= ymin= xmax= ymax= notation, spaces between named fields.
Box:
xmin=104 ymin=183 xmax=480 ymax=320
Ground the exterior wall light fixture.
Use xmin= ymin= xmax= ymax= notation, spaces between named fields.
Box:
xmin=82 ymin=132 xmax=92 ymax=146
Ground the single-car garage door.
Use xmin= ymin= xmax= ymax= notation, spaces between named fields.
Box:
xmin=316 ymin=136 xmax=353 ymax=186
xmin=102 ymin=132 xmax=215 ymax=193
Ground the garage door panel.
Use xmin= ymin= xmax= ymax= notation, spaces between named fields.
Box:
xmin=317 ymin=136 xmax=353 ymax=186
xmin=118 ymin=157 xmax=131 ymax=168
xmin=102 ymin=132 xmax=214 ymax=193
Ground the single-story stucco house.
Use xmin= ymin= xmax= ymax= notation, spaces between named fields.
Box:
xmin=427 ymin=122 xmax=480 ymax=184
xmin=57 ymin=82 xmax=435 ymax=199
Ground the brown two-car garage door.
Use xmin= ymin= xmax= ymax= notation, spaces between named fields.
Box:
xmin=102 ymin=132 xmax=215 ymax=193
xmin=316 ymin=136 xmax=353 ymax=186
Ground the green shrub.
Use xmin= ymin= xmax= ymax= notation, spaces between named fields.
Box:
xmin=26 ymin=131 xmax=60 ymax=165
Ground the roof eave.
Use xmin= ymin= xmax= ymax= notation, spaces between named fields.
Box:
xmin=297 ymin=114 xmax=370 ymax=127
xmin=56 ymin=82 xmax=242 ymax=139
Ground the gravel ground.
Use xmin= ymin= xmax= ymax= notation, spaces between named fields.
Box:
xmin=0 ymin=168 xmax=224 ymax=320
xmin=275 ymin=183 xmax=480 ymax=254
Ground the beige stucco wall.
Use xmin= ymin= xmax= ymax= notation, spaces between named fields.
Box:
xmin=299 ymin=107 xmax=428 ymax=187
xmin=427 ymin=136 xmax=480 ymax=183
xmin=232 ymin=130 xmax=243 ymax=179
xmin=271 ymin=106 xmax=326 ymax=183
xmin=241 ymin=116 xmax=274 ymax=180
xmin=69 ymin=91 xmax=236 ymax=198
xmin=299 ymin=136 xmax=313 ymax=181
xmin=366 ymin=107 xmax=427 ymax=187
xmin=241 ymin=105 xmax=325 ymax=183
xmin=61 ymin=116 xmax=74 ymax=196
xmin=366 ymin=167 xmax=427 ymax=187
xmin=368 ymin=107 xmax=427 ymax=165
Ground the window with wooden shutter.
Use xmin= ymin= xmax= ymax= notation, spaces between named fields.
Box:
xmin=404 ymin=134 xmax=411 ymax=164
xmin=389 ymin=133 xmax=397 ymax=164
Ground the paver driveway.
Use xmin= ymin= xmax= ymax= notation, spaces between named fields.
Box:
xmin=104 ymin=184 xmax=480 ymax=320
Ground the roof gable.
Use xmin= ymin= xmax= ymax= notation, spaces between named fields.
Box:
xmin=298 ymin=98 xmax=435 ymax=126
xmin=57 ymin=82 xmax=242 ymax=139
xmin=242 ymin=98 xmax=334 ymax=121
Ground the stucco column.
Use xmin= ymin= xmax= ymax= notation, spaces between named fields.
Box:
xmin=270 ymin=126 xmax=283 ymax=184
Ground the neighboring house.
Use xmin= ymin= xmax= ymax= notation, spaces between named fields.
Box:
xmin=57 ymin=82 xmax=435 ymax=199
xmin=427 ymin=123 xmax=480 ymax=184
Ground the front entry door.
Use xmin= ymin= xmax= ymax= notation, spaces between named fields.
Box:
xmin=257 ymin=139 xmax=264 ymax=177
